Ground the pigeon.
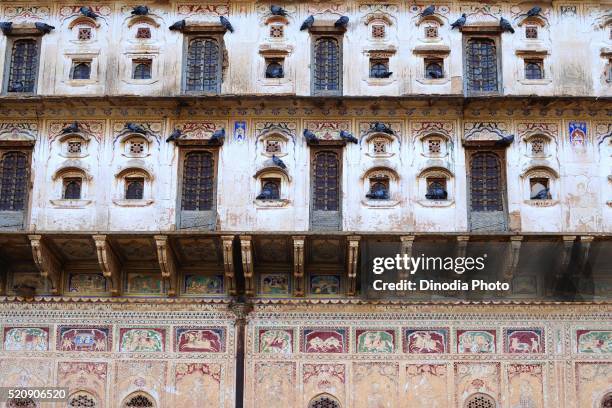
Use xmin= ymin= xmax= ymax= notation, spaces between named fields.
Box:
xmin=495 ymin=134 xmax=515 ymax=147
xmin=421 ymin=5 xmax=435 ymax=17
xmin=80 ymin=6 xmax=99 ymax=19
xmin=335 ymin=16 xmax=349 ymax=28
xmin=340 ymin=130 xmax=358 ymax=144
xmin=166 ymin=129 xmax=182 ymax=142
xmin=256 ymin=185 xmax=276 ymax=200
xmin=61 ymin=122 xmax=80 ymax=134
xmin=372 ymin=122 xmax=394 ymax=135
xmin=272 ymin=154 xmax=287 ymax=169
xmin=500 ymin=17 xmax=515 ymax=33
xmin=209 ymin=128 xmax=225 ymax=144
xmin=527 ymin=6 xmax=542 ymax=17
xmin=303 ymin=129 xmax=319 ymax=144
xmin=125 ymin=122 xmax=147 ymax=134
xmin=220 ymin=16 xmax=234 ymax=33
xmin=426 ymin=68 xmax=444 ymax=79
xmin=34 ymin=22 xmax=55 ymax=34
xmin=366 ymin=187 xmax=389 ymax=200
xmin=270 ymin=5 xmax=288 ymax=17
xmin=531 ymin=188 xmax=550 ymax=200
xmin=451 ymin=14 xmax=467 ymax=30
xmin=300 ymin=15 xmax=314 ymax=31
xmin=131 ymin=5 xmax=149 ymax=16
xmin=373 ymin=71 xmax=393 ymax=78
xmin=169 ymin=20 xmax=186 ymax=32
xmin=265 ymin=64 xmax=283 ymax=78
xmin=426 ymin=186 xmax=448 ymax=200
xmin=0 ymin=22 xmax=13 ymax=35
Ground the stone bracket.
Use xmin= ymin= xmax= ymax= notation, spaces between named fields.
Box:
xmin=346 ymin=236 xmax=361 ymax=296
xmin=28 ymin=234 xmax=61 ymax=295
xmin=222 ymin=235 xmax=236 ymax=296
xmin=579 ymin=236 xmax=594 ymax=277
xmin=240 ymin=235 xmax=254 ymax=296
xmin=292 ymin=236 xmax=305 ymax=297
xmin=399 ymin=235 xmax=415 ymax=280
xmin=0 ymin=257 xmax=7 ymax=296
xmin=154 ymin=235 xmax=178 ymax=297
xmin=92 ymin=235 xmax=122 ymax=296
xmin=559 ymin=235 xmax=577 ymax=277
xmin=502 ymin=236 xmax=523 ymax=281
xmin=456 ymin=235 xmax=470 ymax=259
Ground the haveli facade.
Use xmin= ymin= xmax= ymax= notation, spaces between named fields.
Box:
xmin=0 ymin=1 xmax=610 ymax=408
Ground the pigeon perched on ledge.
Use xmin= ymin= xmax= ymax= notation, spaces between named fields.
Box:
xmin=131 ymin=5 xmax=149 ymax=16
xmin=426 ymin=186 xmax=448 ymax=200
xmin=270 ymin=5 xmax=288 ymax=17
xmin=169 ymin=20 xmax=186 ymax=32
xmin=372 ymin=122 xmax=394 ymax=135
xmin=500 ymin=17 xmax=515 ymax=33
xmin=0 ymin=22 xmax=12 ymax=35
xmin=125 ymin=122 xmax=147 ymax=135
xmin=303 ymin=129 xmax=319 ymax=144
xmin=209 ymin=128 xmax=225 ymax=144
xmin=366 ymin=187 xmax=389 ymax=200
xmin=420 ymin=5 xmax=435 ymax=17
xmin=35 ymin=22 xmax=55 ymax=34
xmin=340 ymin=130 xmax=358 ymax=144
xmin=61 ymin=122 xmax=80 ymax=134
xmin=531 ymin=188 xmax=550 ymax=200
xmin=527 ymin=7 xmax=542 ymax=17
xmin=166 ymin=129 xmax=182 ymax=142
xmin=272 ymin=154 xmax=287 ymax=169
xmin=495 ymin=134 xmax=515 ymax=147
xmin=300 ymin=15 xmax=314 ymax=31
xmin=335 ymin=16 xmax=349 ymax=28
xmin=80 ymin=6 xmax=99 ymax=19
xmin=373 ymin=71 xmax=393 ymax=79
xmin=451 ymin=14 xmax=467 ymax=30
xmin=220 ymin=16 xmax=234 ymax=33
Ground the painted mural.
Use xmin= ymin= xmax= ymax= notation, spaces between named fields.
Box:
xmin=68 ymin=273 xmax=108 ymax=294
xmin=576 ymin=330 xmax=612 ymax=353
xmin=505 ymin=329 xmax=544 ymax=354
xmin=175 ymin=363 xmax=223 ymax=407
xmin=302 ymin=329 xmax=347 ymax=353
xmin=309 ymin=275 xmax=341 ymax=296
xmin=355 ymin=329 xmax=395 ymax=353
xmin=569 ymin=121 xmax=587 ymax=146
xmin=125 ymin=273 xmax=163 ymax=295
xmin=258 ymin=329 xmax=293 ymax=354
xmin=57 ymin=326 xmax=111 ymax=352
xmin=457 ymin=330 xmax=496 ymax=354
xmin=3 ymin=327 xmax=48 ymax=351
xmin=404 ymin=328 xmax=449 ymax=354
xmin=175 ymin=327 xmax=225 ymax=352
xmin=184 ymin=274 xmax=224 ymax=295
xmin=406 ymin=364 xmax=448 ymax=407
xmin=507 ymin=364 xmax=544 ymax=408
xmin=260 ymin=274 xmax=289 ymax=295
xmin=119 ymin=328 xmax=165 ymax=352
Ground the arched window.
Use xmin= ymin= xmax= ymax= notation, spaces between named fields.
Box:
xmin=312 ymin=151 xmax=339 ymax=211
xmin=525 ymin=59 xmax=543 ymax=80
xmin=125 ymin=177 xmax=144 ymax=199
xmin=308 ymin=394 xmax=341 ymax=408
xmin=181 ymin=151 xmax=215 ymax=211
xmin=7 ymin=398 xmax=37 ymax=407
xmin=185 ymin=38 xmax=221 ymax=93
xmin=313 ymin=37 xmax=341 ymax=94
xmin=602 ymin=393 xmax=612 ymax=408
xmin=71 ymin=62 xmax=91 ymax=80
xmin=63 ymin=177 xmax=82 ymax=199
xmin=0 ymin=151 xmax=29 ymax=211
xmin=370 ymin=61 xmax=388 ymax=78
xmin=466 ymin=38 xmax=498 ymax=93
xmin=132 ymin=60 xmax=152 ymax=79
xmin=122 ymin=393 xmax=155 ymax=408
xmin=68 ymin=391 xmax=97 ymax=407
xmin=265 ymin=61 xmax=284 ymax=78
xmin=7 ymin=39 xmax=39 ymax=93
xmin=425 ymin=59 xmax=444 ymax=79
xmin=259 ymin=179 xmax=281 ymax=200
xmin=464 ymin=393 xmax=496 ymax=408
xmin=470 ymin=152 xmax=502 ymax=211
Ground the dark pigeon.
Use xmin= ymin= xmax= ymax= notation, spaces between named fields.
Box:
xmin=270 ymin=5 xmax=288 ymax=16
xmin=426 ymin=186 xmax=448 ymax=200
xmin=300 ymin=15 xmax=314 ymax=31
xmin=372 ymin=122 xmax=394 ymax=135
xmin=34 ymin=22 xmax=55 ymax=34
xmin=451 ymin=14 xmax=467 ymax=30
xmin=131 ymin=5 xmax=149 ymax=16
xmin=335 ymin=16 xmax=349 ymax=28
xmin=340 ymin=130 xmax=358 ymax=144
xmin=265 ymin=64 xmax=283 ymax=78
xmin=303 ymin=129 xmax=319 ymax=144
xmin=166 ymin=129 xmax=182 ymax=142
xmin=220 ymin=16 xmax=234 ymax=33
xmin=80 ymin=6 xmax=99 ymax=19
xmin=495 ymin=134 xmax=515 ymax=147
xmin=256 ymin=185 xmax=275 ymax=200
xmin=0 ymin=22 xmax=13 ymax=35
xmin=373 ymin=71 xmax=393 ymax=78
xmin=421 ymin=5 xmax=435 ymax=17
xmin=531 ymin=188 xmax=550 ymax=200
xmin=500 ymin=17 xmax=515 ymax=33
xmin=527 ymin=7 xmax=542 ymax=17
xmin=61 ymin=122 xmax=80 ymax=134
xmin=169 ymin=20 xmax=186 ymax=32
xmin=366 ymin=186 xmax=389 ymax=200
xmin=272 ymin=155 xmax=287 ymax=169
xmin=125 ymin=122 xmax=147 ymax=134
xmin=426 ymin=68 xmax=444 ymax=79
xmin=209 ymin=128 xmax=225 ymax=144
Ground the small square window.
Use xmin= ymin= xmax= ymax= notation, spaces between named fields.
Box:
xmin=428 ymin=139 xmax=441 ymax=154
xmin=531 ymin=138 xmax=545 ymax=155
xmin=78 ymin=27 xmax=92 ymax=41
xmin=525 ymin=59 xmax=544 ymax=80
xmin=366 ymin=176 xmax=389 ymax=200
xmin=370 ymin=58 xmax=390 ymax=78
xmin=136 ymin=27 xmax=151 ymax=39
xmin=530 ymin=178 xmax=550 ymax=199
xmin=63 ymin=177 xmax=82 ymax=200
xmin=67 ymin=141 xmax=82 ymax=154
xmin=425 ymin=26 xmax=438 ymax=38
xmin=71 ymin=61 xmax=91 ymax=80
xmin=258 ymin=178 xmax=281 ymax=200
xmin=425 ymin=177 xmax=447 ymax=200
xmin=525 ymin=26 xmax=538 ymax=39
xmin=128 ymin=139 xmax=146 ymax=155
xmin=265 ymin=140 xmax=281 ymax=153
xmin=372 ymin=138 xmax=387 ymax=154
xmin=265 ymin=59 xmax=284 ymax=79
xmin=125 ymin=177 xmax=144 ymax=200
xmin=132 ymin=59 xmax=152 ymax=80
xmin=425 ymin=58 xmax=444 ymax=79
xmin=270 ymin=25 xmax=284 ymax=38
xmin=372 ymin=24 xmax=385 ymax=39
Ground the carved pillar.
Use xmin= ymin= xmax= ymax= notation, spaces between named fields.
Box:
xmin=399 ymin=235 xmax=415 ymax=280
xmin=502 ymin=236 xmax=523 ymax=281
xmin=230 ymin=301 xmax=253 ymax=408
xmin=154 ymin=235 xmax=178 ymax=297
xmin=292 ymin=236 xmax=305 ymax=297
xmin=239 ymin=235 xmax=254 ymax=296
xmin=28 ymin=235 xmax=61 ymax=295
xmin=559 ymin=235 xmax=577 ymax=277
xmin=456 ymin=235 xmax=470 ymax=259
xmin=346 ymin=236 xmax=360 ymax=296
xmin=222 ymin=235 xmax=236 ymax=296
xmin=579 ymin=236 xmax=594 ymax=276
xmin=92 ymin=235 xmax=122 ymax=297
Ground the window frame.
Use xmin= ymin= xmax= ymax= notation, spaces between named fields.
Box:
xmin=0 ymin=148 xmax=32 ymax=229
xmin=311 ymin=35 xmax=343 ymax=96
xmin=3 ymin=36 xmax=42 ymax=95
xmin=463 ymin=35 xmax=502 ymax=96
xmin=182 ymin=35 xmax=223 ymax=95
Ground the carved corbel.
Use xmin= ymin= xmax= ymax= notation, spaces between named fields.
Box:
xmin=293 ymin=236 xmax=305 ymax=297
xmin=28 ymin=235 xmax=61 ymax=295
xmin=559 ymin=235 xmax=577 ymax=277
xmin=240 ymin=235 xmax=254 ymax=296
xmin=579 ymin=236 xmax=594 ymax=276
xmin=154 ymin=235 xmax=178 ymax=297
xmin=456 ymin=236 xmax=470 ymax=259
xmin=92 ymin=235 xmax=122 ymax=296
xmin=222 ymin=235 xmax=236 ymax=295
xmin=346 ymin=236 xmax=361 ymax=296
xmin=502 ymin=236 xmax=523 ymax=281
xmin=399 ymin=236 xmax=415 ymax=280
